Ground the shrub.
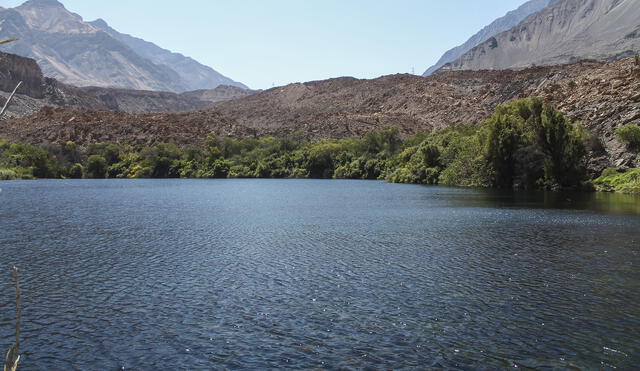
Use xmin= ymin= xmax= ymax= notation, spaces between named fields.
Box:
xmin=615 ymin=124 xmax=640 ymax=148
xmin=593 ymin=168 xmax=640 ymax=193
xmin=439 ymin=135 xmax=492 ymax=187
xmin=68 ymin=163 xmax=84 ymax=179
xmin=482 ymin=98 xmax=587 ymax=188
xmin=86 ymin=155 xmax=107 ymax=178
xmin=0 ymin=168 xmax=17 ymax=180
xmin=2 ymin=143 xmax=58 ymax=178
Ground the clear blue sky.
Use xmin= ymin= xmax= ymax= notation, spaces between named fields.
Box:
xmin=5 ymin=0 xmax=527 ymax=89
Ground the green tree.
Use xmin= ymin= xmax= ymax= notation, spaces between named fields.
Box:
xmin=68 ymin=163 xmax=84 ymax=179
xmin=86 ymin=155 xmax=107 ymax=178
xmin=482 ymin=98 xmax=587 ymax=188
xmin=530 ymin=102 xmax=587 ymax=186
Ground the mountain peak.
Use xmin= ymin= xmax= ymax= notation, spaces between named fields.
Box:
xmin=1 ymin=0 xmax=246 ymax=92
xmin=19 ymin=0 xmax=65 ymax=9
xmin=90 ymin=18 xmax=110 ymax=29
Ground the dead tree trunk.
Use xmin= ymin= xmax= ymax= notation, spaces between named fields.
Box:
xmin=0 ymin=81 xmax=23 ymax=120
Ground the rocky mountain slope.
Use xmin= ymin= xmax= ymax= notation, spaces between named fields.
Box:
xmin=0 ymin=51 xmax=108 ymax=117
xmin=439 ymin=0 xmax=640 ymax=72
xmin=4 ymin=58 xmax=639 ymax=172
xmin=0 ymin=0 xmax=245 ymax=92
xmin=0 ymin=51 xmax=255 ymax=116
xmin=423 ymin=0 xmax=551 ymax=76
xmin=80 ymin=85 xmax=257 ymax=114
xmin=181 ymin=85 xmax=258 ymax=105
xmin=88 ymin=18 xmax=248 ymax=91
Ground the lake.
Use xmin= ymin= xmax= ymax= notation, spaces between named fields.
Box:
xmin=1 ymin=179 xmax=639 ymax=369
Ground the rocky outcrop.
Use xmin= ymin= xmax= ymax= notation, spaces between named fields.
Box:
xmin=438 ymin=0 xmax=640 ymax=73
xmin=0 ymin=0 xmax=245 ymax=92
xmin=0 ymin=50 xmax=46 ymax=98
xmin=423 ymin=0 xmax=551 ymax=76
xmin=0 ymin=51 xmax=107 ymax=117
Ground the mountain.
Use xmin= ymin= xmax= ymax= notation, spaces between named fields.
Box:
xmin=438 ymin=0 xmax=640 ymax=73
xmin=423 ymin=0 xmax=551 ymax=76
xmin=0 ymin=0 xmax=245 ymax=92
xmin=88 ymin=18 xmax=248 ymax=91
xmin=0 ymin=51 xmax=255 ymax=117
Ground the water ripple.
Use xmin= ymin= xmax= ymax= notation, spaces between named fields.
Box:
xmin=0 ymin=179 xmax=638 ymax=369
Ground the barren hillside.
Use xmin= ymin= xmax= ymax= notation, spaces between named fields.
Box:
xmin=440 ymin=0 xmax=640 ymax=72
xmin=2 ymin=58 xmax=639 ymax=170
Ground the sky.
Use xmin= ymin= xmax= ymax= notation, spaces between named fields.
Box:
xmin=4 ymin=0 xmax=527 ymax=89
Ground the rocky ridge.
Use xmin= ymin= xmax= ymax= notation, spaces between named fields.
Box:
xmin=438 ymin=0 xmax=640 ymax=73
xmin=423 ymin=0 xmax=551 ymax=76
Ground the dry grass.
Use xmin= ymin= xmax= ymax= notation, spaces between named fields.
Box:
xmin=3 ymin=267 xmax=20 ymax=371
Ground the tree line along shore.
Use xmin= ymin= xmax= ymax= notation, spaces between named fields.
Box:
xmin=1 ymin=98 xmax=639 ymax=193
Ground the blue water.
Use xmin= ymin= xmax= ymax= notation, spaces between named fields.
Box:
xmin=1 ymin=179 xmax=639 ymax=370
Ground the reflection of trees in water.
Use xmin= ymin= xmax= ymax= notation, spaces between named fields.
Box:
xmin=461 ymin=188 xmax=640 ymax=216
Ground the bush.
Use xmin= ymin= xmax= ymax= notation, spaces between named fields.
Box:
xmin=0 ymin=168 xmax=17 ymax=180
xmin=68 ymin=163 xmax=84 ymax=179
xmin=616 ymin=124 xmax=640 ymax=148
xmin=0 ymin=143 xmax=58 ymax=178
xmin=482 ymin=98 xmax=587 ymax=188
xmin=593 ymin=168 xmax=640 ymax=193
xmin=438 ymin=135 xmax=492 ymax=187
xmin=86 ymin=155 xmax=107 ymax=178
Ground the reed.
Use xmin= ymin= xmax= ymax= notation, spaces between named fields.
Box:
xmin=3 ymin=267 xmax=20 ymax=371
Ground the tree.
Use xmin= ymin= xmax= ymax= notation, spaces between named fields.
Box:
xmin=68 ymin=163 xmax=84 ymax=179
xmin=483 ymin=98 xmax=587 ymax=188
xmin=86 ymin=155 xmax=107 ymax=178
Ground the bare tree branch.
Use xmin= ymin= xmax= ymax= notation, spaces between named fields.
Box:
xmin=0 ymin=81 xmax=22 ymax=120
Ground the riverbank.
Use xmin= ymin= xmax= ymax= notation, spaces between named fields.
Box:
xmin=1 ymin=98 xmax=638 ymax=193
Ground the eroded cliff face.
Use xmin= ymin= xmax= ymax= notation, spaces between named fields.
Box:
xmin=438 ymin=0 xmax=640 ymax=73
xmin=0 ymin=51 xmax=107 ymax=117
xmin=0 ymin=51 xmax=46 ymax=98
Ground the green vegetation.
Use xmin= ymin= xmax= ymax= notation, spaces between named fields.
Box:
xmin=615 ymin=124 xmax=640 ymax=148
xmin=593 ymin=168 xmax=640 ymax=194
xmin=0 ymin=98 xmax=631 ymax=192
xmin=390 ymin=98 xmax=588 ymax=189
xmin=635 ymin=53 xmax=640 ymax=66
